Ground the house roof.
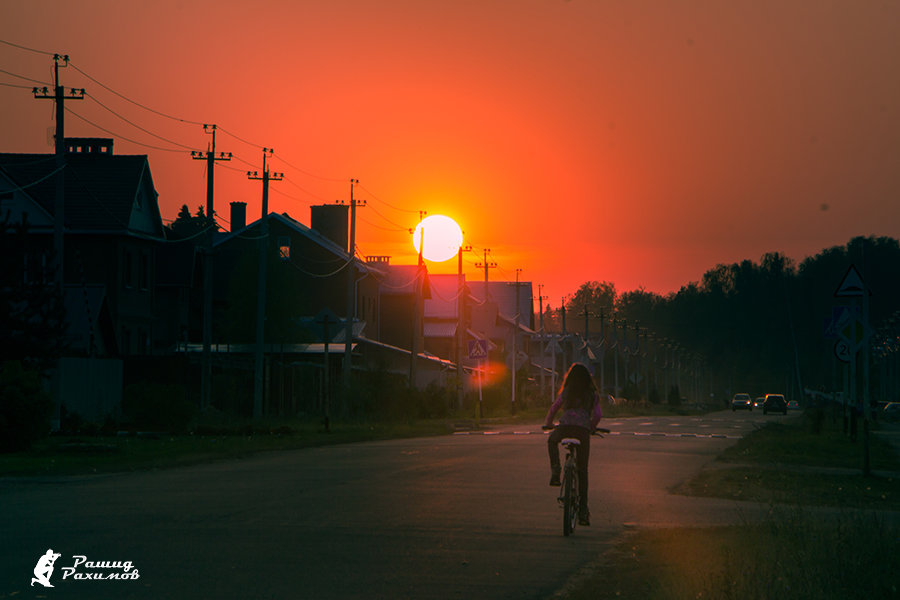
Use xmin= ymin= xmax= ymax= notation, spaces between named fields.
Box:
xmin=215 ymin=211 xmax=354 ymax=261
xmin=467 ymin=280 xmax=534 ymax=325
xmin=0 ymin=151 xmax=163 ymax=237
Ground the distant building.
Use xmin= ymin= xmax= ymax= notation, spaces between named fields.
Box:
xmin=0 ymin=138 xmax=169 ymax=423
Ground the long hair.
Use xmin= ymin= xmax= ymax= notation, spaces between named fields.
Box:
xmin=558 ymin=363 xmax=597 ymax=410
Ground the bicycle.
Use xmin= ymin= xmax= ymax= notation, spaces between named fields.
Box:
xmin=543 ymin=425 xmax=609 ymax=536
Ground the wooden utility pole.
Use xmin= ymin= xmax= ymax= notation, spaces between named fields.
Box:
xmin=537 ymin=285 xmax=548 ymax=396
xmin=342 ymin=179 xmax=364 ymax=410
xmin=511 ymin=268 xmax=523 ymax=415
xmin=191 ymin=124 xmax=231 ymax=409
xmin=33 ymin=54 xmax=84 ymax=293
xmin=456 ymin=243 xmax=472 ymax=410
xmin=410 ymin=214 xmax=425 ymax=388
xmin=474 ymin=248 xmax=497 ymax=302
xmin=248 ymin=148 xmax=282 ymax=417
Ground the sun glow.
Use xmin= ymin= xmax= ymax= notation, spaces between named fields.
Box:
xmin=412 ymin=215 xmax=464 ymax=262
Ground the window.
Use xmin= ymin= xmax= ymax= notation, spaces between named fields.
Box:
xmin=123 ymin=250 xmax=133 ymax=289
xmin=278 ymin=236 xmax=291 ymax=260
xmin=0 ymin=192 xmax=12 ymax=218
xmin=139 ymin=253 xmax=149 ymax=290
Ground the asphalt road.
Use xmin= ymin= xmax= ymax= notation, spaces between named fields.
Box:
xmin=1 ymin=410 xmax=775 ymax=599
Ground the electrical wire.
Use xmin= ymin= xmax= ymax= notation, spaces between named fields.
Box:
xmin=217 ymin=126 xmax=266 ymax=150
xmin=358 ymin=215 xmax=407 ymax=232
xmin=65 ymin=107 xmax=190 ymax=153
xmin=366 ymin=202 xmax=412 ymax=232
xmin=277 ymin=156 xmax=346 ymax=183
xmin=0 ymin=67 xmax=50 ymax=86
xmin=85 ymin=92 xmax=197 ymax=151
xmin=0 ymin=38 xmax=55 ymax=56
xmin=68 ymin=61 xmax=204 ymax=126
xmin=0 ymin=81 xmax=40 ymax=89
xmin=0 ymin=163 xmax=66 ymax=192
xmin=358 ymin=183 xmax=419 ymax=214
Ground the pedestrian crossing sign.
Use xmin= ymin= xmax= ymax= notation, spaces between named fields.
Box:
xmin=467 ymin=339 xmax=488 ymax=359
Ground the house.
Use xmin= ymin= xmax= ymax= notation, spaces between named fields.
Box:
xmin=466 ymin=279 xmax=536 ymax=370
xmin=0 ymin=138 xmax=169 ymax=423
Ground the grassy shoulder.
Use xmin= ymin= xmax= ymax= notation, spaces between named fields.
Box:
xmin=0 ymin=418 xmax=458 ymax=477
xmin=672 ymin=412 xmax=900 ymax=510
xmin=573 ymin=511 xmax=898 ymax=600
xmin=562 ymin=410 xmax=900 ymax=600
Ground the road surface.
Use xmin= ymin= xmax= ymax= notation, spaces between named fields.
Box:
xmin=1 ymin=410 xmax=773 ymax=599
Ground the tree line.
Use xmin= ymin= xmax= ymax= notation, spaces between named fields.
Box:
xmin=542 ymin=236 xmax=900 ymax=402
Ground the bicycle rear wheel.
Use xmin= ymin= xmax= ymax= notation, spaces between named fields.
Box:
xmin=562 ymin=463 xmax=578 ymax=536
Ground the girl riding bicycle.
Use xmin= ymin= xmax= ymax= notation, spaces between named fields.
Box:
xmin=544 ymin=362 xmax=604 ymax=526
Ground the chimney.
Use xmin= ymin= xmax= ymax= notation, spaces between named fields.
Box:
xmin=65 ymin=138 xmax=113 ymax=154
xmin=230 ymin=201 xmax=247 ymax=231
xmin=310 ymin=204 xmax=349 ymax=252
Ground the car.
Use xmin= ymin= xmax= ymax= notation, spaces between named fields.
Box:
xmin=763 ymin=393 xmax=788 ymax=415
xmin=883 ymin=402 xmax=900 ymax=422
xmin=731 ymin=393 xmax=752 ymax=411
xmin=753 ymin=397 xmax=765 ymax=409
xmin=787 ymin=400 xmax=800 ymax=410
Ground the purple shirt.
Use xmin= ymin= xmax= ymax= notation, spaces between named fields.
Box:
xmin=544 ymin=388 xmax=603 ymax=430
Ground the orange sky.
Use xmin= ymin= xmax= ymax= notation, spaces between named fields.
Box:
xmin=2 ymin=0 xmax=899 ymax=310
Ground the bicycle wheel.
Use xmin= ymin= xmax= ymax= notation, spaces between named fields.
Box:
xmin=562 ymin=463 xmax=578 ymax=536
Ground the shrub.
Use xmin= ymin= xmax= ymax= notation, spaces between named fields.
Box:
xmin=0 ymin=361 xmax=53 ymax=452
xmin=122 ymin=382 xmax=196 ymax=433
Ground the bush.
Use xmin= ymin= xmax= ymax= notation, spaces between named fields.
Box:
xmin=122 ymin=382 xmax=196 ymax=433
xmin=0 ymin=361 xmax=53 ymax=452
xmin=667 ymin=385 xmax=682 ymax=407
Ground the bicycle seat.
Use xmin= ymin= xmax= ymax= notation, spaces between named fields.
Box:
xmin=560 ymin=438 xmax=581 ymax=446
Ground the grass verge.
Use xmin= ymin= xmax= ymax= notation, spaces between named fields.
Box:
xmin=0 ymin=419 xmax=456 ymax=477
xmin=561 ymin=412 xmax=900 ymax=599
xmin=573 ymin=510 xmax=898 ymax=600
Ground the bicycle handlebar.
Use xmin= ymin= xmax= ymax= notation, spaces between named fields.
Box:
xmin=542 ymin=424 xmax=610 ymax=436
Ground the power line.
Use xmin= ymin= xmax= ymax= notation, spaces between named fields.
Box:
xmin=0 ymin=38 xmax=55 ymax=56
xmin=0 ymin=67 xmax=50 ymax=85
xmin=85 ymin=92 xmax=197 ymax=151
xmin=0 ymin=81 xmax=40 ymax=90
xmin=358 ymin=183 xmax=419 ymax=214
xmin=65 ymin=107 xmax=189 ymax=153
xmin=68 ymin=61 xmax=204 ymax=126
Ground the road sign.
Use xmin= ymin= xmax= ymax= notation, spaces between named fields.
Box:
xmin=834 ymin=340 xmax=851 ymax=363
xmin=467 ymin=339 xmax=488 ymax=359
xmin=834 ymin=265 xmax=866 ymax=297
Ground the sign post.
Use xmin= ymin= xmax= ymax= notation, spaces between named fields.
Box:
xmin=468 ymin=339 xmax=488 ymax=419
xmin=834 ymin=265 xmax=871 ymax=474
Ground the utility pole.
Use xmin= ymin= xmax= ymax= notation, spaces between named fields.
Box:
xmin=560 ymin=298 xmax=568 ymax=374
xmin=511 ymin=268 xmax=523 ymax=415
xmin=537 ymin=285 xmax=548 ymax=396
xmin=456 ymin=243 xmax=472 ymax=410
xmin=598 ymin=306 xmax=606 ymax=395
xmin=191 ymin=124 xmax=231 ymax=410
xmin=474 ymin=248 xmax=497 ymax=302
xmin=410 ymin=212 xmax=426 ymax=388
xmin=33 ymin=54 xmax=84 ymax=293
xmin=248 ymin=148 xmax=282 ymax=418
xmin=342 ymin=179 xmax=365 ymax=411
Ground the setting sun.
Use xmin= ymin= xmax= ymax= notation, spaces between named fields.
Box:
xmin=412 ymin=215 xmax=463 ymax=263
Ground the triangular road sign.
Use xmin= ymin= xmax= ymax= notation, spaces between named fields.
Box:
xmin=834 ymin=265 xmax=866 ymax=297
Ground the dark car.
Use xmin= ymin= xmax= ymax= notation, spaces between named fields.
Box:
xmin=883 ymin=402 xmax=900 ymax=422
xmin=731 ymin=393 xmax=753 ymax=411
xmin=763 ymin=393 xmax=787 ymax=415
